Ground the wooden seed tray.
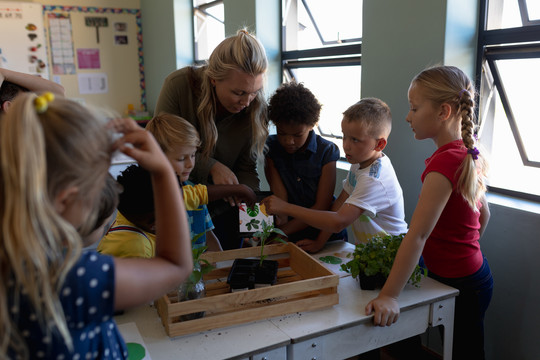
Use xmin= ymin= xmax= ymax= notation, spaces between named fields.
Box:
xmin=155 ymin=242 xmax=339 ymax=337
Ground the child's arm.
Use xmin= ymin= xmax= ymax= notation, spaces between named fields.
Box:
xmin=296 ymin=229 xmax=335 ymax=253
xmin=264 ymin=157 xmax=289 ymax=226
xmin=0 ymin=67 xmax=65 ymax=96
xmin=207 ymin=184 xmax=257 ymax=207
xmin=478 ymin=194 xmax=490 ymax=238
xmin=110 ymin=118 xmax=192 ymax=310
xmin=365 ymin=172 xmax=452 ymax=326
xmin=261 ymin=188 xmax=363 ymax=234
xmin=264 ymin=157 xmax=288 ymax=200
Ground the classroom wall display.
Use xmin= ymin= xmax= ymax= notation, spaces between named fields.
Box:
xmin=47 ymin=12 xmax=75 ymax=75
xmin=0 ymin=1 xmax=50 ymax=79
xmin=43 ymin=5 xmax=146 ymax=115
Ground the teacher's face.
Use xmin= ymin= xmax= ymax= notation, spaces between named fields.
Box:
xmin=211 ymin=69 xmax=264 ymax=114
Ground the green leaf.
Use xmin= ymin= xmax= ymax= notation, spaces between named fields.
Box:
xmin=319 ymin=255 xmax=343 ymax=264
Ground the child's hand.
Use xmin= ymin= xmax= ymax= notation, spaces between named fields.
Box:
xmin=235 ymin=184 xmax=257 ymax=207
xmin=365 ymin=294 xmax=400 ymax=327
xmin=296 ymin=239 xmax=325 ymax=253
xmin=109 ymin=117 xmax=168 ymax=173
xmin=260 ymin=195 xmax=287 ymax=215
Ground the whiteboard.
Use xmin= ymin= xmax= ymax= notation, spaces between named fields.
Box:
xmin=0 ymin=1 xmax=50 ymax=79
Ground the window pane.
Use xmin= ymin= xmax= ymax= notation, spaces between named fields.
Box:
xmin=291 ymin=65 xmax=360 ymax=140
xmin=483 ymin=96 xmax=540 ymax=196
xmin=193 ymin=1 xmax=225 ymax=61
xmin=284 ymin=0 xmax=362 ymax=50
xmin=496 ymin=58 xmax=540 ymax=162
xmin=526 ymin=0 xmax=540 ymax=20
xmin=487 ymin=0 xmax=521 ymax=29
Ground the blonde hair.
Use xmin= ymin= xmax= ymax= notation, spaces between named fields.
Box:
xmin=412 ymin=65 xmax=488 ymax=210
xmin=146 ymin=113 xmax=201 ymax=153
xmin=197 ymin=29 xmax=269 ymax=161
xmin=342 ymin=97 xmax=393 ymax=139
xmin=0 ymin=93 xmax=112 ymax=356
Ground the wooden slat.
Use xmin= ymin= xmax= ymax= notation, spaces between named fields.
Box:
xmin=156 ymin=243 xmax=339 ymax=337
xmin=165 ymin=293 xmax=339 ymax=338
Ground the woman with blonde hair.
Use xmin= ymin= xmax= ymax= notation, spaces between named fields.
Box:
xmin=155 ymin=29 xmax=269 ymax=249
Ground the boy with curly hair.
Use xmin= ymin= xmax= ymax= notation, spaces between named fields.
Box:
xmin=264 ymin=82 xmax=345 ymax=253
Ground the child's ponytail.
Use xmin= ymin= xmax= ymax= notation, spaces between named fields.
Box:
xmin=1 ymin=92 xmax=77 ymax=355
xmin=456 ymin=88 xmax=488 ymax=211
xmin=0 ymin=92 xmax=112 ymax=356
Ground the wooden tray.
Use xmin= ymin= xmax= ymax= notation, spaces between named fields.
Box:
xmin=155 ymin=242 xmax=339 ymax=337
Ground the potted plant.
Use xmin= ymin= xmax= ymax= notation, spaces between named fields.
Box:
xmin=177 ymin=233 xmax=214 ymax=320
xmin=340 ymin=233 xmax=427 ymax=290
xmin=227 ymin=219 xmax=287 ymax=291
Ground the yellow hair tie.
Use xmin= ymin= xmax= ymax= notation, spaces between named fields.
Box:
xmin=34 ymin=92 xmax=55 ymax=114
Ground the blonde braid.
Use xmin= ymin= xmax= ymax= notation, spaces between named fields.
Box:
xmin=457 ymin=88 xmax=488 ymax=211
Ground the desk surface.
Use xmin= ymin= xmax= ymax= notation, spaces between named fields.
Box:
xmin=116 ymin=241 xmax=458 ymax=360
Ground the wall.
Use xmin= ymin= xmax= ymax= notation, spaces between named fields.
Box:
xmin=139 ymin=0 xmax=193 ymax=114
xmin=8 ymin=0 xmax=143 ymax=115
xmin=362 ymin=1 xmax=540 ymax=359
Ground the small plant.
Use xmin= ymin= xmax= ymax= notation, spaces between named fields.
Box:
xmin=340 ymin=233 xmax=427 ymax=288
xmin=186 ymin=233 xmax=214 ymax=292
xmin=252 ymin=220 xmax=287 ymax=266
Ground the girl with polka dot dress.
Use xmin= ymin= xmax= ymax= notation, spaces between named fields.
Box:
xmin=1 ymin=93 xmax=192 ymax=359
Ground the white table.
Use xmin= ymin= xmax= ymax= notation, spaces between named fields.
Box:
xmin=115 ymin=307 xmax=289 ymax=360
xmin=116 ymin=241 xmax=458 ymax=360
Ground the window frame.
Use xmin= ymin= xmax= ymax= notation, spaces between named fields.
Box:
xmin=281 ymin=0 xmax=362 ymax=143
xmin=476 ymin=0 xmax=540 ymax=202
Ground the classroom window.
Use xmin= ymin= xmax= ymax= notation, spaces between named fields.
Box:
xmin=477 ymin=0 xmax=540 ymax=201
xmin=193 ymin=0 xmax=224 ymax=62
xmin=281 ymin=0 xmax=362 ymax=156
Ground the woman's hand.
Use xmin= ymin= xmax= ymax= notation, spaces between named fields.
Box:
xmin=365 ymin=294 xmax=400 ymax=326
xmin=210 ymin=161 xmax=240 ymax=206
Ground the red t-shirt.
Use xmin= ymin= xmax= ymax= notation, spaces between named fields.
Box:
xmin=421 ymin=140 xmax=483 ymax=278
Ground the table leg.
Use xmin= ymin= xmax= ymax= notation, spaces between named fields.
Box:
xmin=429 ymin=298 xmax=455 ymax=360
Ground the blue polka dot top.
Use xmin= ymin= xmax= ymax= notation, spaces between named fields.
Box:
xmin=8 ymin=251 xmax=128 ymax=359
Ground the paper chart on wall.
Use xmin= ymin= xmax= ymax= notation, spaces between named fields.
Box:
xmin=47 ymin=12 xmax=76 ymax=75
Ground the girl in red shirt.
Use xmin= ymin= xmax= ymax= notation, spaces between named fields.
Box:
xmin=366 ymin=66 xmax=493 ymax=360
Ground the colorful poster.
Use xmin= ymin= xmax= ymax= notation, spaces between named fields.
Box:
xmin=77 ymin=48 xmax=100 ymax=69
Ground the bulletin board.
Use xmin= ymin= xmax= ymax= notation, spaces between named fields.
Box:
xmin=0 ymin=1 xmax=50 ymax=79
xmin=43 ymin=5 xmax=146 ymax=115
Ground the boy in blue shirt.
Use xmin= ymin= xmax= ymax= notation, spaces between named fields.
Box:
xmin=265 ymin=82 xmax=346 ymax=253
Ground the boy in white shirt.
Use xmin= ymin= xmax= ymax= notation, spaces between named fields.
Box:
xmin=261 ymin=98 xmax=408 ymax=245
